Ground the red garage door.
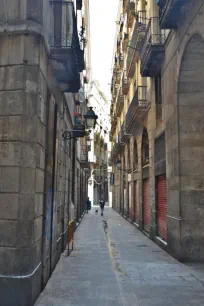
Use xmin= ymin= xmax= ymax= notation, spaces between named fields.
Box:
xmin=134 ymin=181 xmax=139 ymax=223
xmin=157 ymin=175 xmax=167 ymax=241
xmin=143 ymin=179 xmax=151 ymax=233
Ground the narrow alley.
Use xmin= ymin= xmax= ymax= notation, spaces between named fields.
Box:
xmin=35 ymin=209 xmax=204 ymax=306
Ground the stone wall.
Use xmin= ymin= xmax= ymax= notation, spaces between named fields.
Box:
xmin=0 ymin=4 xmax=87 ymax=305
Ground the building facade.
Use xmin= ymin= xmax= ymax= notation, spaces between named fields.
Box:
xmin=88 ymin=81 xmax=110 ymax=206
xmin=0 ymin=0 xmax=91 ymax=305
xmin=110 ymin=0 xmax=204 ymax=262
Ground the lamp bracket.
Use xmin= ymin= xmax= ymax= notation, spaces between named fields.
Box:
xmin=62 ymin=129 xmax=86 ymax=140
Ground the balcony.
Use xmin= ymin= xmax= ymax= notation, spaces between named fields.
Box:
xmin=80 ymin=145 xmax=89 ymax=168
xmin=126 ymin=86 xmax=148 ymax=130
xmin=140 ymin=17 xmax=165 ymax=77
xmin=115 ymin=71 xmax=121 ymax=84
xmin=127 ymin=0 xmax=136 ymax=28
xmin=119 ymin=54 xmax=124 ymax=69
xmin=117 ymin=39 xmax=121 ymax=53
xmin=123 ymin=33 xmax=129 ymax=52
xmin=50 ymin=1 xmax=84 ymax=92
xmin=116 ymin=94 xmax=125 ymax=117
xmin=113 ymin=136 xmax=125 ymax=155
xmin=157 ymin=0 xmax=189 ymax=29
xmin=120 ymin=121 xmax=131 ymax=143
xmin=127 ymin=11 xmax=148 ymax=78
xmin=122 ymin=71 xmax=130 ymax=95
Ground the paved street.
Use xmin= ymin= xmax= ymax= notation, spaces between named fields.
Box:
xmin=35 ymin=208 xmax=204 ymax=306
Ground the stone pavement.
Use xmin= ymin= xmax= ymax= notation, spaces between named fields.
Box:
xmin=35 ymin=208 xmax=204 ymax=306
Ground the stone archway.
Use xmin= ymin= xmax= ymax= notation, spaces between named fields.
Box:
xmin=176 ymin=34 xmax=204 ymax=261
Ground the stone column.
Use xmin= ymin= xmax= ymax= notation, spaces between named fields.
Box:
xmin=0 ymin=34 xmax=47 ymax=305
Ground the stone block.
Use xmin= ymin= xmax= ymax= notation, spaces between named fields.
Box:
xmin=0 ymin=167 xmax=19 ymax=192
xmin=0 ymin=247 xmax=15 ymax=275
xmin=0 ymin=36 xmax=9 ymax=65
xmin=18 ymin=194 xmax=35 ymax=220
xmin=180 ymin=190 xmax=204 ymax=221
xmin=180 ymin=220 xmax=200 ymax=261
xmin=38 ymin=70 xmax=47 ymax=102
xmin=35 ymin=169 xmax=44 ymax=193
xmin=8 ymin=35 xmax=24 ymax=65
xmin=33 ymin=216 xmax=43 ymax=244
xmin=24 ymin=35 xmax=40 ymax=65
xmin=39 ymin=43 xmax=48 ymax=79
xmin=0 ymin=220 xmax=17 ymax=247
xmin=20 ymin=168 xmax=36 ymax=193
xmin=36 ymin=144 xmax=45 ymax=170
xmin=180 ymin=160 xmax=204 ymax=176
xmin=22 ymin=115 xmax=37 ymax=142
xmin=0 ymin=115 xmax=22 ymax=141
xmin=24 ymin=65 xmax=38 ymax=93
xmin=37 ymin=95 xmax=46 ymax=125
xmin=0 ymin=65 xmax=24 ymax=91
xmin=0 ymin=277 xmax=32 ymax=306
xmin=23 ymin=92 xmax=38 ymax=116
xmin=0 ymin=91 xmax=23 ymax=115
xmin=0 ymin=193 xmax=18 ymax=220
xmin=180 ymin=175 xmax=204 ymax=191
xmin=16 ymin=220 xmax=34 ymax=248
xmin=167 ymin=217 xmax=181 ymax=260
xmin=180 ymin=146 xmax=204 ymax=161
xmin=21 ymin=142 xmax=36 ymax=168
xmin=0 ymin=142 xmax=21 ymax=166
xmin=15 ymin=247 xmax=34 ymax=275
xmin=179 ymin=92 xmax=204 ymax=106
xmin=35 ymin=193 xmax=43 ymax=218
xmin=36 ymin=120 xmax=46 ymax=147
xmin=32 ymin=239 xmax=42 ymax=269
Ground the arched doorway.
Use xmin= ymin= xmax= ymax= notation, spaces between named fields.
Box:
xmin=142 ymin=128 xmax=151 ymax=233
xmin=176 ymin=34 xmax=204 ymax=260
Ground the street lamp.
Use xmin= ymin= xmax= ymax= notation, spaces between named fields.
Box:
xmin=84 ymin=107 xmax=98 ymax=130
xmin=62 ymin=107 xmax=98 ymax=140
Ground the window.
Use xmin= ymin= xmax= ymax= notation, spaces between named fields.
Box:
xmin=155 ymin=71 xmax=162 ymax=104
xmin=133 ymin=140 xmax=138 ymax=171
xmin=142 ymin=129 xmax=149 ymax=166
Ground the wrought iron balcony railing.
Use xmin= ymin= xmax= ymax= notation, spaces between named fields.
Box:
xmin=49 ymin=1 xmax=83 ymax=92
xmin=50 ymin=1 xmax=80 ymax=49
xmin=116 ymin=93 xmax=125 ymax=117
xmin=126 ymin=86 xmax=148 ymax=130
xmin=120 ymin=121 xmax=130 ymax=143
xmin=140 ymin=17 xmax=165 ymax=77
xmin=127 ymin=0 xmax=136 ymax=28
xmin=122 ymin=71 xmax=130 ymax=95
xmin=127 ymin=11 xmax=148 ymax=78
xmin=157 ymin=0 xmax=188 ymax=29
xmin=123 ymin=33 xmax=129 ymax=52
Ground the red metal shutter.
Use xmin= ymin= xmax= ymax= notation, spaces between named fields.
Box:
xmin=157 ymin=175 xmax=167 ymax=241
xmin=143 ymin=179 xmax=151 ymax=233
xmin=134 ymin=181 xmax=139 ymax=223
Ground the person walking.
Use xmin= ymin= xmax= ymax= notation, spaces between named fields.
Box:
xmin=99 ymin=197 xmax=105 ymax=216
xmin=86 ymin=197 xmax=91 ymax=213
